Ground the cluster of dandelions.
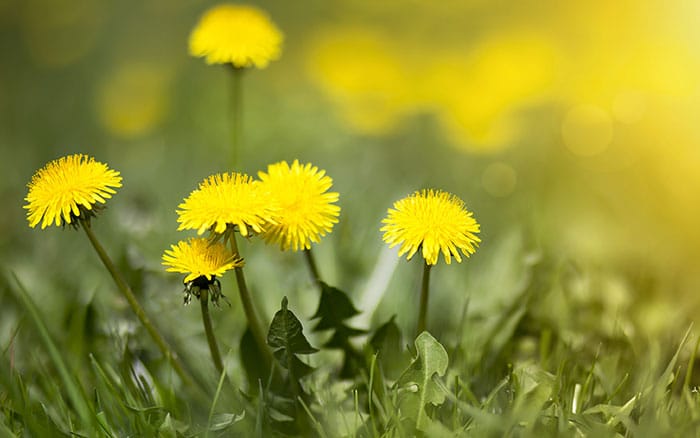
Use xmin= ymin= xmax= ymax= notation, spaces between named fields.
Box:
xmin=22 ymin=2 xmax=481 ymax=383
xmin=24 ymin=153 xmax=480 ymax=359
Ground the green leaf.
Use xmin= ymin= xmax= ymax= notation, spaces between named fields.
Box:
xmin=209 ymin=411 xmax=246 ymax=431
xmin=310 ymin=283 xmax=365 ymax=377
xmin=324 ymin=327 xmax=366 ymax=349
xmin=267 ymin=296 xmax=318 ymax=385
xmin=268 ymin=297 xmax=318 ymax=358
xmin=312 ymin=282 xmax=362 ymax=331
xmin=368 ymin=315 xmax=404 ymax=380
xmin=397 ymin=331 xmax=449 ymax=432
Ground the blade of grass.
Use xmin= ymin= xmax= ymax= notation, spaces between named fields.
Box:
xmin=8 ymin=271 xmax=93 ymax=429
xmin=206 ymin=356 xmax=229 ymax=438
xmin=297 ymin=396 xmax=328 ymax=438
xmin=683 ymin=331 xmax=700 ymax=390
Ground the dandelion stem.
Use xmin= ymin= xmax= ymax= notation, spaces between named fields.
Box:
xmin=80 ymin=220 xmax=193 ymax=386
xmin=304 ymin=248 xmax=321 ymax=285
xmin=417 ymin=262 xmax=432 ymax=335
xmin=200 ymin=288 xmax=224 ymax=375
xmin=229 ymin=233 xmax=271 ymax=364
xmin=230 ymin=66 xmax=243 ymax=169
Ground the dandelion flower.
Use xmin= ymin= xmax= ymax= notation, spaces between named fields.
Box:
xmin=163 ymin=237 xmax=242 ymax=304
xmin=189 ymin=4 xmax=283 ymax=69
xmin=162 ymin=237 xmax=241 ymax=283
xmin=258 ymin=160 xmax=340 ymax=251
xmin=24 ymin=154 xmax=122 ymax=229
xmin=177 ymin=172 xmax=276 ymax=237
xmin=381 ymin=189 xmax=480 ymax=265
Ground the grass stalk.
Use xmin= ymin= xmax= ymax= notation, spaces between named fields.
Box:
xmin=80 ymin=220 xmax=193 ymax=386
xmin=10 ymin=272 xmax=93 ymax=429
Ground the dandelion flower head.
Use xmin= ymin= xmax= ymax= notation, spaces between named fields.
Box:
xmin=258 ymin=160 xmax=340 ymax=251
xmin=381 ymin=189 xmax=480 ymax=265
xmin=189 ymin=3 xmax=283 ymax=69
xmin=24 ymin=154 xmax=122 ymax=229
xmin=162 ymin=237 xmax=242 ymax=284
xmin=177 ymin=172 xmax=276 ymax=237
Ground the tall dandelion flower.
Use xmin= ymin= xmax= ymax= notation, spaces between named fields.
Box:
xmin=24 ymin=154 xmax=122 ymax=229
xmin=188 ymin=4 xmax=284 ymax=168
xmin=381 ymin=189 xmax=481 ymax=335
xmin=163 ymin=238 xmax=242 ymax=374
xmin=381 ymin=189 xmax=480 ymax=266
xmin=189 ymin=4 xmax=283 ymax=69
xmin=258 ymin=160 xmax=340 ymax=252
xmin=23 ymin=154 xmax=193 ymax=385
xmin=177 ymin=172 xmax=275 ymax=237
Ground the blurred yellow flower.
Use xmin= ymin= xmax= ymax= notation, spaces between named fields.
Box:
xmin=258 ymin=160 xmax=340 ymax=251
xmin=381 ymin=189 xmax=480 ymax=265
xmin=305 ymin=27 xmax=410 ymax=134
xmin=431 ymin=31 xmax=557 ymax=152
xmin=162 ymin=237 xmax=242 ymax=284
xmin=189 ymin=3 xmax=283 ymax=69
xmin=24 ymin=154 xmax=122 ymax=229
xmin=96 ymin=62 xmax=172 ymax=139
xmin=177 ymin=173 xmax=276 ymax=237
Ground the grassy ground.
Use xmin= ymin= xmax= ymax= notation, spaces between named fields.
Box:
xmin=2 ymin=227 xmax=699 ymax=437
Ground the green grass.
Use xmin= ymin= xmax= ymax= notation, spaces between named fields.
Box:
xmin=2 ymin=230 xmax=698 ymax=437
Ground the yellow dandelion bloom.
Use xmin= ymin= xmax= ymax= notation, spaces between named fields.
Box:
xmin=258 ymin=160 xmax=340 ymax=251
xmin=162 ymin=238 xmax=242 ymax=284
xmin=177 ymin=173 xmax=276 ymax=237
xmin=189 ymin=3 xmax=283 ymax=69
xmin=381 ymin=189 xmax=481 ymax=265
xmin=24 ymin=154 xmax=122 ymax=229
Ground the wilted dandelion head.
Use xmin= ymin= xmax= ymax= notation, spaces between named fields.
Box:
xmin=258 ymin=160 xmax=340 ymax=251
xmin=381 ymin=189 xmax=481 ymax=265
xmin=177 ymin=173 xmax=276 ymax=237
xmin=188 ymin=3 xmax=283 ymax=69
xmin=162 ymin=237 xmax=242 ymax=304
xmin=24 ymin=154 xmax=122 ymax=229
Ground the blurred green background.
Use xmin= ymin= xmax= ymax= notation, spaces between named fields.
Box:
xmin=2 ymin=0 xmax=700 ymax=361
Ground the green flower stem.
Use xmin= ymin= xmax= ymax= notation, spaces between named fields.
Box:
xmin=200 ymin=288 xmax=224 ymax=375
xmin=80 ymin=220 xmax=193 ymax=386
xmin=304 ymin=248 xmax=321 ymax=285
xmin=230 ymin=66 xmax=243 ymax=169
xmin=229 ymin=233 xmax=271 ymax=364
xmin=417 ymin=262 xmax=432 ymax=335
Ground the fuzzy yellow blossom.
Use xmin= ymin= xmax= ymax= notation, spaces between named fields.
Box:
xmin=162 ymin=237 xmax=242 ymax=284
xmin=258 ymin=160 xmax=340 ymax=251
xmin=177 ymin=173 xmax=276 ymax=237
xmin=24 ymin=154 xmax=122 ymax=229
xmin=381 ymin=189 xmax=480 ymax=265
xmin=189 ymin=4 xmax=283 ymax=69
